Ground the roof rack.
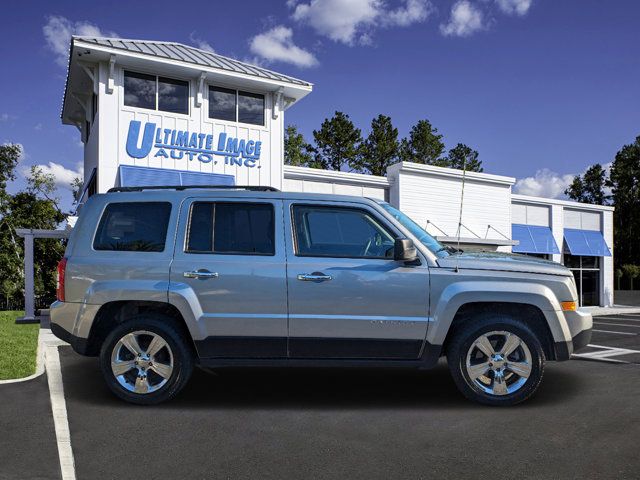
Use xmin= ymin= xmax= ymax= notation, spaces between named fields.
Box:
xmin=107 ymin=185 xmax=280 ymax=193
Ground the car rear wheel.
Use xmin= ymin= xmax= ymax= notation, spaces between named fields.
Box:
xmin=99 ymin=315 xmax=194 ymax=405
xmin=447 ymin=314 xmax=545 ymax=406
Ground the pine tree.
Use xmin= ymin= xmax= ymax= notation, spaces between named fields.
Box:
xmin=352 ymin=114 xmax=399 ymax=176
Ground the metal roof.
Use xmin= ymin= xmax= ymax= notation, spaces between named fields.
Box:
xmin=73 ymin=36 xmax=312 ymax=87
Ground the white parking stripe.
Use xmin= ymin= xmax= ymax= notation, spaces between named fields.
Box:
xmin=594 ymin=321 xmax=640 ymax=328
xmin=595 ymin=316 xmax=640 ymax=322
xmin=45 ymin=346 xmax=77 ymax=480
xmin=592 ymin=329 xmax=637 ymax=336
xmin=573 ymin=344 xmax=640 ymax=363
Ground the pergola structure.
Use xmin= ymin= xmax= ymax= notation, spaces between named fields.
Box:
xmin=15 ymin=229 xmax=68 ymax=324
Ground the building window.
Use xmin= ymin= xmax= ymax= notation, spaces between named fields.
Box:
xmin=94 ymin=202 xmax=172 ymax=252
xmin=564 ymin=253 xmax=600 ymax=307
xmin=209 ymin=87 xmax=236 ymax=122
xmin=186 ymin=202 xmax=275 ymax=255
xmin=238 ymin=91 xmax=265 ymax=125
xmin=124 ymin=71 xmax=156 ymax=110
xmin=123 ymin=71 xmax=189 ymax=114
xmin=208 ymin=86 xmax=265 ymax=126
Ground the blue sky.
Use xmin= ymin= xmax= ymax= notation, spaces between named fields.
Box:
xmin=1 ymin=0 xmax=639 ymax=209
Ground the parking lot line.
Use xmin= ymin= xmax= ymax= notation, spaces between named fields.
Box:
xmin=592 ymin=329 xmax=637 ymax=336
xmin=595 ymin=316 xmax=640 ymax=322
xmin=594 ymin=321 xmax=640 ymax=328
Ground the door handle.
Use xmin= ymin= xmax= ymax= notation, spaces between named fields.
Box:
xmin=183 ymin=269 xmax=219 ymax=279
xmin=297 ymin=272 xmax=332 ymax=282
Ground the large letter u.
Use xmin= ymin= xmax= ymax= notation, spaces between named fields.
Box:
xmin=126 ymin=120 xmax=156 ymax=158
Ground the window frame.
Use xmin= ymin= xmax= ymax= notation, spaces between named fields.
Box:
xmin=92 ymin=201 xmax=173 ymax=253
xmin=184 ymin=201 xmax=276 ymax=256
xmin=291 ymin=204 xmax=398 ymax=260
xmin=123 ymin=69 xmax=190 ymax=116
xmin=207 ymin=84 xmax=266 ymax=127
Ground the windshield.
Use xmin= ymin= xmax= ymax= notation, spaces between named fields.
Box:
xmin=378 ymin=202 xmax=451 ymax=258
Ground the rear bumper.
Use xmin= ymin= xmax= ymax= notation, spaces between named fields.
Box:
xmin=50 ymin=322 xmax=90 ymax=355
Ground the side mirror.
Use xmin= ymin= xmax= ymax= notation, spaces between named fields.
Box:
xmin=394 ymin=238 xmax=419 ymax=263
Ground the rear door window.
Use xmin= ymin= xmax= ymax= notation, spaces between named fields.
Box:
xmin=186 ymin=202 xmax=275 ymax=255
xmin=93 ymin=202 xmax=172 ymax=252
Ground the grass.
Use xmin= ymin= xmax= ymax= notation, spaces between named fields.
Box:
xmin=0 ymin=311 xmax=40 ymax=380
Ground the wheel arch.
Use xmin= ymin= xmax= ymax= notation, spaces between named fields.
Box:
xmin=85 ymin=300 xmax=198 ymax=357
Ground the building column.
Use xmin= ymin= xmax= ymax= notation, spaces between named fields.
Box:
xmin=16 ymin=233 xmax=36 ymax=324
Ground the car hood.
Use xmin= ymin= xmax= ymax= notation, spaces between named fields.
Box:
xmin=436 ymin=251 xmax=572 ymax=277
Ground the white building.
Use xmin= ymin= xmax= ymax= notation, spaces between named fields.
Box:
xmin=62 ymin=36 xmax=614 ymax=307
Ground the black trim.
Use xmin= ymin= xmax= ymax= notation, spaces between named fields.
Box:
xmin=195 ymin=336 xmax=287 ymax=358
xmin=50 ymin=323 xmax=89 ymax=355
xmin=289 ymin=337 xmax=422 ymax=359
xmin=198 ymin=341 xmax=442 ymax=369
xmin=554 ymin=328 xmax=592 ymax=361
xmin=195 ymin=336 xmax=439 ymax=364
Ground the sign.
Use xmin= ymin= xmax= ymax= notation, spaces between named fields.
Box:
xmin=125 ymin=120 xmax=262 ymax=168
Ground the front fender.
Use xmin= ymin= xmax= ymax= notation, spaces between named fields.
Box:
xmin=428 ymin=281 xmax=571 ymax=346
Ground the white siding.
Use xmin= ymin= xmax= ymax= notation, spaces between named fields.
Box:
xmin=283 ymin=166 xmax=388 ymax=200
xmin=389 ymin=164 xmax=514 ymax=241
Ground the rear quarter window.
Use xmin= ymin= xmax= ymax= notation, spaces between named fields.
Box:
xmin=93 ymin=202 xmax=172 ymax=252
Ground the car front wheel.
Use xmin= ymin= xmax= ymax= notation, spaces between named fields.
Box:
xmin=447 ymin=314 xmax=545 ymax=406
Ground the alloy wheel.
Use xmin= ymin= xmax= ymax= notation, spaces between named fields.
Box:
xmin=110 ymin=330 xmax=174 ymax=394
xmin=465 ymin=330 xmax=533 ymax=396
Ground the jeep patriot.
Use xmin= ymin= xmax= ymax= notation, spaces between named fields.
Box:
xmin=50 ymin=185 xmax=592 ymax=405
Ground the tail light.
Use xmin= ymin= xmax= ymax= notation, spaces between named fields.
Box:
xmin=56 ymin=257 xmax=67 ymax=302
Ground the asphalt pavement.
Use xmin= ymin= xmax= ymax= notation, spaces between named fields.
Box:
xmin=59 ymin=330 xmax=640 ymax=480
xmin=0 ymin=375 xmax=60 ymax=480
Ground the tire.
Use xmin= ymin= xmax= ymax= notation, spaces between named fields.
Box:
xmin=99 ymin=314 xmax=194 ymax=405
xmin=446 ymin=313 xmax=545 ymax=406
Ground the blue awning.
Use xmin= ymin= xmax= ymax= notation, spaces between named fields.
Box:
xmin=564 ymin=229 xmax=611 ymax=257
xmin=512 ymin=224 xmax=560 ymax=254
xmin=119 ymin=165 xmax=235 ymax=188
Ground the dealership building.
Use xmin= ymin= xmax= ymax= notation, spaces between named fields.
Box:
xmin=61 ymin=36 xmax=614 ymax=307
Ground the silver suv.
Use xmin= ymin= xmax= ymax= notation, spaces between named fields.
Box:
xmin=50 ymin=186 xmax=592 ymax=406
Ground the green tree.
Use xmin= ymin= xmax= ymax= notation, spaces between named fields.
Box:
xmin=608 ymin=136 xmax=640 ymax=267
xmin=284 ymin=125 xmax=313 ymax=167
xmin=621 ymin=264 xmax=640 ymax=291
xmin=352 ymin=114 xmax=399 ymax=176
xmin=310 ymin=112 xmax=362 ymax=171
xmin=0 ymin=145 xmax=67 ymax=308
xmin=441 ymin=143 xmax=483 ymax=172
xmin=565 ymin=164 xmax=609 ymax=205
xmin=399 ymin=119 xmax=445 ymax=165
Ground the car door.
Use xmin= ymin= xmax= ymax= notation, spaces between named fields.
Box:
xmin=170 ymin=196 xmax=287 ymax=358
xmin=284 ymin=200 xmax=431 ymax=359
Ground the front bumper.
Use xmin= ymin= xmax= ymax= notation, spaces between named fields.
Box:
xmin=554 ymin=308 xmax=593 ymax=360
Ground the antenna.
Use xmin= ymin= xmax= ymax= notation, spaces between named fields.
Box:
xmin=455 ymin=158 xmax=467 ymax=273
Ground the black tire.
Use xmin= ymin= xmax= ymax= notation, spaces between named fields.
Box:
xmin=99 ymin=314 xmax=194 ymax=405
xmin=446 ymin=313 xmax=545 ymax=406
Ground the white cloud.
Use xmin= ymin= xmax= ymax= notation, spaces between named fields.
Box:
xmin=513 ymin=168 xmax=575 ymax=199
xmin=496 ymin=0 xmax=532 ymax=16
xmin=24 ymin=161 xmax=83 ymax=191
xmin=189 ymin=32 xmax=215 ymax=53
xmin=43 ymin=15 xmax=119 ymax=67
xmin=249 ymin=26 xmax=319 ymax=68
xmin=383 ymin=0 xmax=434 ymax=27
xmin=1 ymin=113 xmax=11 ymax=122
xmin=440 ymin=1 xmax=485 ymax=37
xmin=291 ymin=0 xmax=431 ymax=45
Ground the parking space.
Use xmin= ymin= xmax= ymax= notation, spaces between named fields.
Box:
xmin=59 ymin=344 xmax=640 ymax=480
xmin=573 ymin=313 xmax=640 ymax=364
